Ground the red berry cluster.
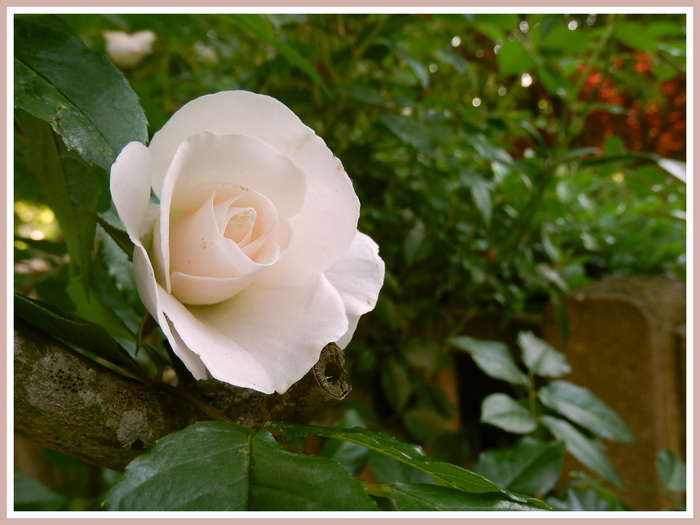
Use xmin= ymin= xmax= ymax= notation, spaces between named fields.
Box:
xmin=577 ymin=53 xmax=686 ymax=160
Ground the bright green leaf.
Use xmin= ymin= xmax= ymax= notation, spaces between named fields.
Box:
xmin=540 ymin=416 xmax=622 ymax=487
xmin=472 ymin=437 xmax=565 ymax=496
xmin=655 ymin=449 xmax=686 ymax=492
xmin=538 ymin=381 xmax=633 ymax=443
xmin=518 ymin=331 xmax=571 ymax=377
xmin=449 ymin=336 xmax=531 ymax=387
xmin=105 ymin=422 xmax=378 ymax=511
xmin=14 ymin=14 xmax=148 ymax=170
xmin=481 ymin=393 xmax=537 ymax=434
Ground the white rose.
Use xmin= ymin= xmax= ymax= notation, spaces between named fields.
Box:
xmin=103 ymin=30 xmax=156 ymax=68
xmin=110 ymin=91 xmax=385 ymax=394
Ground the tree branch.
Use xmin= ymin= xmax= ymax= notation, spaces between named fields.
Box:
xmin=14 ymin=318 xmax=350 ymax=471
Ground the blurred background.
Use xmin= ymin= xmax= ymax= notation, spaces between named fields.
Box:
xmin=14 ymin=13 xmax=687 ymax=511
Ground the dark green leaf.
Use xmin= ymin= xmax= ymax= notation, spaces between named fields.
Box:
xmin=538 ymin=381 xmax=633 ymax=443
xmin=269 ymin=421 xmax=547 ymax=510
xmin=517 ymin=331 xmax=571 ymax=377
xmin=472 ymin=437 xmax=565 ymax=496
xmin=480 ymin=393 xmax=536 ymax=434
xmin=14 ymin=14 xmax=148 ymax=170
xmin=104 ymin=422 xmax=377 ymax=511
xmin=655 ymin=449 xmax=686 ymax=492
xmin=387 ymin=482 xmax=548 ymax=511
xmin=540 ymin=415 xmax=622 ymax=487
xmin=536 ymin=65 xmax=572 ymax=99
xmin=449 ymin=336 xmax=531 ymax=387
xmin=14 ymin=293 xmax=147 ymax=381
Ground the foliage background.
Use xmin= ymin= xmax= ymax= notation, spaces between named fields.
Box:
xmin=14 ymin=12 xmax=686 ymax=512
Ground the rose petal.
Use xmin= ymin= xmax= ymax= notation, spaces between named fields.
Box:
xmin=149 ymin=92 xmax=316 ymax=197
xmin=164 ymin=131 xmax=307 ymax=219
xmin=149 ymin=92 xmax=360 ymax=287
xmin=325 ymin=231 xmax=385 ymax=348
xmin=110 ymin=141 xmax=152 ymax=243
xmin=162 ymin=275 xmax=348 ymax=394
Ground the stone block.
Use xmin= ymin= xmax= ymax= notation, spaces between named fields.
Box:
xmin=543 ymin=275 xmax=686 ymax=510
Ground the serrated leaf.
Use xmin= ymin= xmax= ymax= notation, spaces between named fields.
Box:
xmin=538 ymin=381 xmax=633 ymax=443
xmin=14 ymin=14 xmax=148 ymax=170
xmin=269 ymin=421 xmax=547 ymax=510
xmin=655 ymin=449 xmax=686 ymax=492
xmin=387 ymin=482 xmax=548 ymax=511
xmin=472 ymin=437 xmax=565 ymax=496
xmin=449 ymin=336 xmax=530 ymax=387
xmin=14 ymin=293 xmax=147 ymax=381
xmin=540 ymin=416 xmax=622 ymax=487
xmin=105 ymin=422 xmax=378 ymax=511
xmin=518 ymin=331 xmax=571 ymax=377
xmin=480 ymin=393 xmax=536 ymax=434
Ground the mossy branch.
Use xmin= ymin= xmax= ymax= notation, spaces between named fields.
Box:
xmin=13 ymin=318 xmax=350 ymax=471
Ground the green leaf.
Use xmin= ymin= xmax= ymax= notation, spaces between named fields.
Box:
xmin=655 ymin=449 xmax=686 ymax=492
xmin=540 ymin=415 xmax=622 ymax=487
xmin=19 ymin=114 xmax=104 ymax=297
xmin=14 ymin=14 xmax=148 ymax=170
xmin=380 ymin=357 xmax=412 ymax=411
xmin=449 ymin=336 xmax=531 ymax=387
xmin=614 ymin=22 xmax=658 ymax=53
xmin=14 ymin=293 xmax=147 ymax=381
xmin=538 ymin=381 xmax=633 ymax=443
xmin=65 ymin=276 xmax=136 ymax=345
xmin=386 ymin=482 xmax=548 ymax=511
xmin=225 ymin=14 xmax=326 ymax=90
xmin=472 ymin=438 xmax=565 ymax=496
xmin=269 ymin=422 xmax=547 ymax=510
xmin=480 ymin=393 xmax=537 ymax=434
xmin=536 ymin=65 xmax=572 ymax=99
xmin=461 ymin=172 xmax=492 ymax=226
xmin=105 ymin=422 xmax=378 ymax=511
xmin=517 ymin=331 xmax=571 ymax=377
xmin=497 ymin=39 xmax=536 ymax=77
xmin=381 ymin=112 xmax=451 ymax=153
